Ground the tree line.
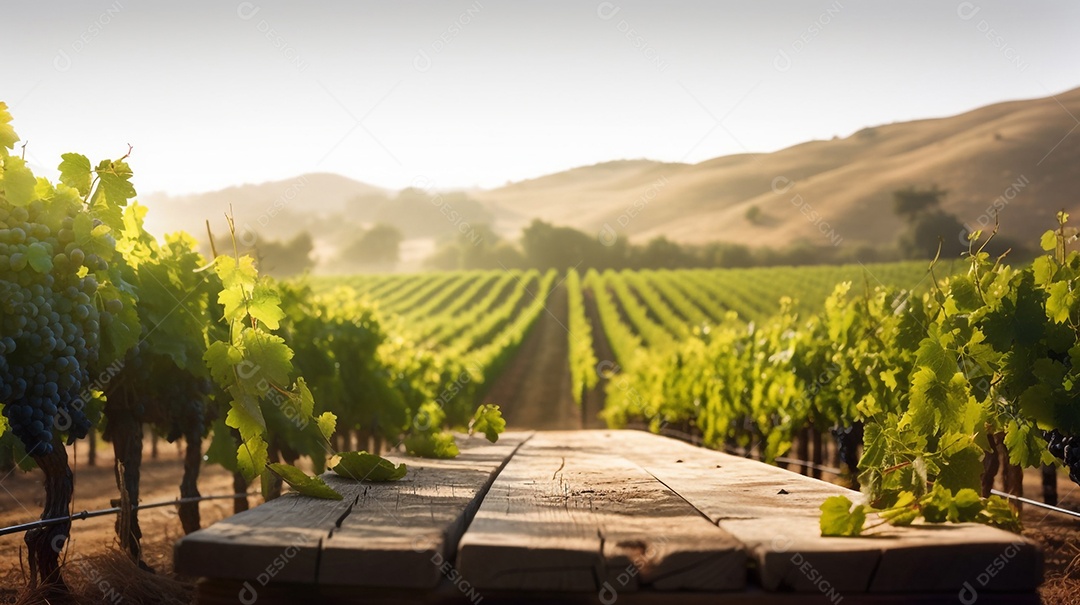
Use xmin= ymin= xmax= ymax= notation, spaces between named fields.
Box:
xmin=251 ymin=186 xmax=1031 ymax=275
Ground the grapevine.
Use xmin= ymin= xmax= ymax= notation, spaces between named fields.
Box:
xmin=0 ymin=103 xmax=139 ymax=594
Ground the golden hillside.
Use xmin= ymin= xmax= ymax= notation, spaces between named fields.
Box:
xmin=474 ymin=87 xmax=1080 ymax=248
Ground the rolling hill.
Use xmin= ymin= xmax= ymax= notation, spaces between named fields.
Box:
xmin=475 ymin=86 xmax=1080 ymax=249
xmin=140 ymin=86 xmax=1080 ymax=262
xmin=141 ymin=172 xmax=388 ymax=243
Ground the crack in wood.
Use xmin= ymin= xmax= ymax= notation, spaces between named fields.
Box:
xmin=552 ymin=456 xmax=566 ymax=480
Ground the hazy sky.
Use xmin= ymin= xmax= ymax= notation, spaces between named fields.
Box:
xmin=3 ymin=1 xmax=1078 ymax=195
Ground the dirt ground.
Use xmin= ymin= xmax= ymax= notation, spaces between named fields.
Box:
xmin=0 ymin=437 xmax=256 ymax=602
xmin=482 ymin=283 xmax=583 ymax=430
xmin=1020 ymin=470 xmax=1080 ymax=604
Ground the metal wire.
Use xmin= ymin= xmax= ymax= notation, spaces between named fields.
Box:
xmin=990 ymin=489 xmax=1080 ymax=520
xmin=0 ymin=492 xmax=256 ymax=537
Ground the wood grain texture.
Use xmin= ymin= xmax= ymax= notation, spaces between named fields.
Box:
xmin=613 ymin=430 xmax=1043 ymax=594
xmin=456 ymin=431 xmax=746 ymax=592
xmin=174 ymin=432 xmax=531 ymax=586
xmin=318 ymin=434 xmax=530 ymax=587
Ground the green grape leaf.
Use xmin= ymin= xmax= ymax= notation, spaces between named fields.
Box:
xmin=215 ymin=255 xmax=258 ymax=291
xmin=977 ymin=309 xmax=1010 ymax=351
xmin=404 ymin=432 xmax=460 ymax=459
xmin=949 ymin=276 xmax=981 ymax=312
xmin=241 ymin=329 xmax=293 ymax=387
xmin=316 ymin=411 xmax=336 ymax=441
xmin=911 ymin=458 xmax=930 ymax=494
xmin=879 ymin=491 xmax=920 ymax=526
xmin=25 ymin=242 xmax=53 ymax=273
xmin=881 ymin=369 xmax=899 ymax=390
xmin=950 ymin=488 xmax=983 ymax=523
xmin=295 ymin=377 xmax=315 ymax=420
xmin=1040 ymin=230 xmax=1058 ymax=252
xmin=1003 ymin=418 xmax=1047 ymax=467
xmin=94 ymin=159 xmax=136 ymax=206
xmin=331 ymin=451 xmax=407 ymax=482
xmin=266 ymin=463 xmax=342 ymax=500
xmin=0 ymin=102 xmax=17 ymax=150
xmin=1046 ymin=281 xmax=1075 ymax=324
xmin=0 ymin=404 xmax=8 ymax=435
xmin=89 ymin=192 xmax=124 ymax=234
xmin=921 ymin=484 xmax=952 ymax=523
xmin=1034 ymin=357 xmax=1067 ymax=386
xmin=935 ymin=446 xmax=983 ymax=492
xmin=204 ymin=341 xmax=243 ymax=386
xmin=226 ymin=401 xmax=266 ymax=443
xmin=2 ymin=156 xmax=37 ymax=206
xmin=469 ymin=404 xmax=505 ymax=443
xmin=858 ymin=421 xmax=886 ymax=469
xmin=237 ymin=435 xmax=268 ymax=482
xmin=121 ymin=199 xmax=151 ymax=245
xmin=58 ymin=153 xmax=92 ymax=196
xmin=819 ymin=495 xmax=866 ymax=537
xmin=980 ymin=495 xmax=1023 ymax=533
xmin=1032 ymin=256 xmax=1056 ymax=286
xmin=249 ymin=284 xmax=286 ymax=330
xmin=907 ymin=367 xmax=943 ymax=434
xmin=916 ymin=336 xmax=954 ymax=383
xmin=1018 ymin=385 xmax=1055 ymax=431
xmin=218 ymin=287 xmax=246 ymax=323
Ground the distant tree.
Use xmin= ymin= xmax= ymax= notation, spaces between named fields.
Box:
xmin=892 ymin=185 xmax=947 ymax=219
xmin=521 ymin=219 xmax=625 ymax=270
xmin=898 ymin=210 xmax=967 ymax=259
xmin=424 ymin=224 xmax=524 ymax=270
xmin=630 ymin=236 xmax=700 ymax=269
xmin=491 ymin=241 xmax=527 ymax=270
xmin=703 ymin=242 xmax=754 ymax=268
xmin=744 ymin=205 xmax=763 ymax=224
xmin=255 ymin=232 xmax=315 ymax=277
xmin=339 ymin=223 xmax=403 ymax=268
xmin=850 ymin=243 xmax=898 ymax=264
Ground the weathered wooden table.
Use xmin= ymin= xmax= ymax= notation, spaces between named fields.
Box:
xmin=175 ymin=430 xmax=1042 ymax=604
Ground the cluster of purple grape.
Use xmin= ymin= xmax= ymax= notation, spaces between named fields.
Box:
xmin=0 ymin=201 xmax=111 ymax=455
xmin=831 ymin=422 xmax=863 ymax=473
xmin=1045 ymin=429 xmax=1080 ymax=485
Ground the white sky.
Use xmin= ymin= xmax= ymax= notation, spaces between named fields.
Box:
xmin=3 ymin=0 xmax=1078 ymax=196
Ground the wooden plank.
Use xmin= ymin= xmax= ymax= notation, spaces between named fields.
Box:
xmin=456 ymin=431 xmax=746 ymax=592
xmin=613 ymin=430 xmax=1043 ymax=595
xmin=173 ymin=484 xmax=342 ymax=583
xmin=317 ymin=433 xmax=531 ymax=588
xmin=175 ymin=432 xmax=531 ymax=587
